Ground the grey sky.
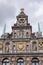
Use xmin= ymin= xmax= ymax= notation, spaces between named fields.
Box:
xmin=0 ymin=0 xmax=43 ymax=36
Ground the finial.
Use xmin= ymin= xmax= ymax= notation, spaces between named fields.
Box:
xmin=20 ymin=8 xmax=24 ymax=12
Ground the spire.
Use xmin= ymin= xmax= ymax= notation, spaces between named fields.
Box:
xmin=35 ymin=23 xmax=42 ymax=37
xmin=3 ymin=24 xmax=6 ymax=35
xmin=38 ymin=22 xmax=41 ymax=33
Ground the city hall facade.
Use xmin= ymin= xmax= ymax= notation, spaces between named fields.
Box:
xmin=0 ymin=8 xmax=43 ymax=65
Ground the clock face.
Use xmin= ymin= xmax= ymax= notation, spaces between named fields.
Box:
xmin=17 ymin=42 xmax=24 ymax=51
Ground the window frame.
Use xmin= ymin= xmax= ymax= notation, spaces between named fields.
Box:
xmin=17 ymin=58 xmax=24 ymax=65
xmin=31 ymin=58 xmax=39 ymax=65
xmin=2 ymin=58 xmax=9 ymax=65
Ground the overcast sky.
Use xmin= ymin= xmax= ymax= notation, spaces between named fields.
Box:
xmin=0 ymin=0 xmax=43 ymax=36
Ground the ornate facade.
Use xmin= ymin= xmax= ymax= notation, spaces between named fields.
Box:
xmin=0 ymin=8 xmax=43 ymax=65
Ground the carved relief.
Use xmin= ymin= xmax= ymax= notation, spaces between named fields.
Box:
xmin=0 ymin=43 xmax=3 ymax=49
xmin=0 ymin=43 xmax=3 ymax=53
xmin=39 ymin=41 xmax=43 ymax=50
xmin=17 ymin=42 xmax=24 ymax=51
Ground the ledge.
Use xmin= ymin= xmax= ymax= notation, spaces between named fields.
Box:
xmin=0 ymin=53 xmax=43 ymax=57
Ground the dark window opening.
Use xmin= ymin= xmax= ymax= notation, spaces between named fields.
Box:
xmin=17 ymin=58 xmax=24 ymax=65
xmin=32 ymin=58 xmax=39 ymax=65
xmin=2 ymin=58 xmax=9 ymax=65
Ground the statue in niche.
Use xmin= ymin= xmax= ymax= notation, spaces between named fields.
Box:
xmin=32 ymin=42 xmax=37 ymax=51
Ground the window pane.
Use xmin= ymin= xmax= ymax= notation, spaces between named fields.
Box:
xmin=21 ymin=63 xmax=24 ymax=65
xmin=36 ymin=63 xmax=38 ymax=65
xmin=3 ymin=59 xmax=9 ymax=62
xmin=18 ymin=59 xmax=23 ymax=62
xmin=32 ymin=58 xmax=39 ymax=65
xmin=32 ymin=63 xmax=35 ymax=65
xmin=3 ymin=63 xmax=5 ymax=65
xmin=6 ymin=63 xmax=10 ymax=65
xmin=17 ymin=58 xmax=24 ymax=65
xmin=2 ymin=59 xmax=9 ymax=65
xmin=17 ymin=63 xmax=20 ymax=65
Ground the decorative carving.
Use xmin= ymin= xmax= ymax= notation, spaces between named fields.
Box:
xmin=39 ymin=42 xmax=43 ymax=47
xmin=0 ymin=43 xmax=3 ymax=49
xmin=38 ymin=41 xmax=43 ymax=50
xmin=17 ymin=42 xmax=24 ymax=51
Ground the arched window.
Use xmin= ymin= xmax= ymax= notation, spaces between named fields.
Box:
xmin=2 ymin=58 xmax=9 ymax=65
xmin=17 ymin=58 xmax=24 ymax=65
xmin=32 ymin=58 xmax=39 ymax=65
xmin=5 ymin=42 xmax=10 ymax=53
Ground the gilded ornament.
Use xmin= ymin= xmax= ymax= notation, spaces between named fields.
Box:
xmin=17 ymin=42 xmax=24 ymax=50
xmin=0 ymin=44 xmax=3 ymax=49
